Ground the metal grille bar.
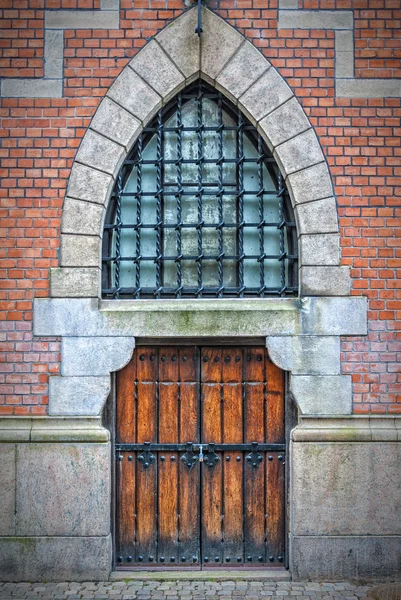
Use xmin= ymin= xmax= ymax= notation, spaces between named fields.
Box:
xmin=102 ymin=80 xmax=298 ymax=299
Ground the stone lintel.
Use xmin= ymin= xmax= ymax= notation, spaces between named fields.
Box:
xmin=34 ymin=296 xmax=368 ymax=338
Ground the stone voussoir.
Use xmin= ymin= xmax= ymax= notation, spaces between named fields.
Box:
xmin=75 ymin=129 xmax=125 ymax=177
xmin=61 ymin=197 xmax=105 ymax=236
xmin=274 ymin=128 xmax=325 ymax=175
xmin=216 ymin=40 xmax=270 ymax=104
xmin=107 ymin=66 xmax=161 ymax=123
xmin=286 ymin=161 xmax=334 ymax=205
xmin=90 ymin=97 xmax=141 ymax=150
xmin=295 ymin=197 xmax=339 ymax=235
xmin=200 ymin=7 xmax=244 ymax=82
xmin=299 ymin=233 xmax=340 ymax=266
xmin=258 ymin=96 xmax=311 ymax=151
xmin=157 ymin=7 xmax=200 ymax=79
xmin=60 ymin=234 xmax=100 ymax=268
xmin=130 ymin=40 xmax=185 ymax=103
xmin=239 ymin=67 xmax=293 ymax=125
xmin=67 ymin=162 xmax=114 ymax=205
xmin=50 ymin=267 xmax=100 ymax=299
xmin=300 ymin=265 xmax=351 ymax=296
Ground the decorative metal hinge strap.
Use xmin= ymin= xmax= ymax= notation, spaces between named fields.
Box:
xmin=181 ymin=442 xmax=199 ymax=471
xmin=246 ymin=442 xmax=263 ymax=469
xmin=203 ymin=443 xmax=220 ymax=468
xmin=138 ymin=442 xmax=156 ymax=469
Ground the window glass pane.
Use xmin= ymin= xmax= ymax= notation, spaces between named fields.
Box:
xmin=103 ymin=81 xmax=297 ymax=298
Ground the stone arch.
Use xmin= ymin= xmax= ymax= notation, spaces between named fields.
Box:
xmin=54 ymin=6 xmax=349 ymax=299
xmin=35 ymin=6 xmax=367 ymax=419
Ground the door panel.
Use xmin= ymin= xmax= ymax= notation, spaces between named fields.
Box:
xmin=115 ymin=345 xmax=285 ymax=569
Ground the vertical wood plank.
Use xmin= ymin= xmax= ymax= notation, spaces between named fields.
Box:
xmin=135 ymin=347 xmax=158 ymax=564
xmin=221 ymin=348 xmax=243 ymax=564
xmin=266 ymin=356 xmax=285 ymax=444
xmin=243 ymin=347 xmax=266 ymax=564
xmin=116 ymin=452 xmax=135 ymax=564
xmin=116 ymin=357 xmax=137 ymax=443
xmin=266 ymin=452 xmax=286 ymax=564
xmin=158 ymin=348 xmax=179 ymax=564
xmin=201 ymin=348 xmax=223 ymax=566
xmin=178 ymin=346 xmax=200 ymax=564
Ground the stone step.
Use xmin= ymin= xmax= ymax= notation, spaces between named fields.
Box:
xmin=110 ymin=569 xmax=291 ymax=581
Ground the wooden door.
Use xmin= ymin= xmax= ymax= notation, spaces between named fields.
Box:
xmin=115 ymin=345 xmax=285 ymax=569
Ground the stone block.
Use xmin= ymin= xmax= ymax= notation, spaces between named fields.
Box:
xmin=157 ymin=8 xmax=199 ymax=79
xmin=61 ymin=197 xmax=104 ymax=236
xmin=0 ymin=445 xmax=15 ymax=535
xmin=279 ymin=10 xmax=354 ymax=30
xmin=299 ymin=233 xmax=340 ymax=266
xmin=336 ymin=51 xmax=354 ymax=78
xmin=90 ymin=97 xmax=141 ymax=150
xmin=75 ymin=129 xmax=124 ymax=176
xmin=300 ymin=296 xmax=368 ymax=336
xmin=279 ymin=0 xmax=298 ymax=7
xmin=49 ymin=376 xmax=111 ymax=416
xmin=290 ymin=374 xmax=352 ymax=414
xmin=44 ymin=30 xmax=63 ymax=79
xmin=239 ymin=67 xmax=293 ymax=124
xmin=29 ymin=416 xmax=109 ymax=442
xmin=61 ymin=336 xmax=135 ymax=376
xmin=1 ymin=78 xmax=63 ymax=99
xmin=274 ymin=129 xmax=325 ymax=176
xmin=100 ymin=0 xmax=119 ymax=8
xmin=286 ymin=162 xmax=334 ymax=205
xmin=216 ymin=41 xmax=270 ymax=103
xmin=258 ymin=97 xmax=310 ymax=151
xmin=292 ymin=442 xmax=401 ymax=536
xmin=200 ymin=7 xmax=243 ymax=82
xmin=295 ymin=197 xmax=339 ymax=235
xmin=130 ymin=40 xmax=185 ymax=103
xmin=337 ymin=78 xmax=401 ymax=99
xmin=45 ymin=9 xmax=119 ymax=29
xmin=60 ymin=234 xmax=100 ymax=267
xmin=108 ymin=66 xmax=161 ymax=123
xmin=0 ymin=535 xmax=112 ymax=581
xmin=50 ymin=267 xmax=99 ymax=298
xmin=67 ymin=162 xmax=113 ymax=205
xmin=335 ymin=30 xmax=354 ymax=51
xmin=292 ymin=535 xmax=401 ymax=581
xmin=16 ymin=443 xmax=110 ymax=536
xmin=300 ymin=265 xmax=351 ymax=296
xmin=267 ymin=335 xmax=340 ymax=375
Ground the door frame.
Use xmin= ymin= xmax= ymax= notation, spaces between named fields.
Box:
xmin=105 ymin=336 xmax=295 ymax=572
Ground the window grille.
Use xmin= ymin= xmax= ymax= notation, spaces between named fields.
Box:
xmin=102 ymin=80 xmax=298 ymax=299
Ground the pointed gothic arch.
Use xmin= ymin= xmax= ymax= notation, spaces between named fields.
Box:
xmin=56 ymin=6 xmax=348 ymax=299
xmin=34 ymin=6 xmax=367 ymax=419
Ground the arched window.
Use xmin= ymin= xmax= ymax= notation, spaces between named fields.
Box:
xmin=102 ymin=80 xmax=298 ymax=299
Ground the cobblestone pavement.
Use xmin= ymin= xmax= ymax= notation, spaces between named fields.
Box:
xmin=0 ymin=581 xmax=374 ymax=600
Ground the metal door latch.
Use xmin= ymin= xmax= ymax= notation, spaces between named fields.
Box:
xmin=246 ymin=442 xmax=263 ymax=469
xmin=203 ymin=443 xmax=220 ymax=468
xmin=180 ymin=442 xmax=199 ymax=471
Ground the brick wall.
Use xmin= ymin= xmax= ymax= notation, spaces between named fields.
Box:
xmin=0 ymin=0 xmax=400 ymax=414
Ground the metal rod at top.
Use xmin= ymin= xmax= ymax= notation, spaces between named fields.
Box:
xmin=195 ymin=0 xmax=203 ymax=36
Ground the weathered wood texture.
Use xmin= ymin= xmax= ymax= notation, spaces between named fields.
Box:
xmin=116 ymin=346 xmax=285 ymax=568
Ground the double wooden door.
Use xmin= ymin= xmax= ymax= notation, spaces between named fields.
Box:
xmin=115 ymin=345 xmax=286 ymax=569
